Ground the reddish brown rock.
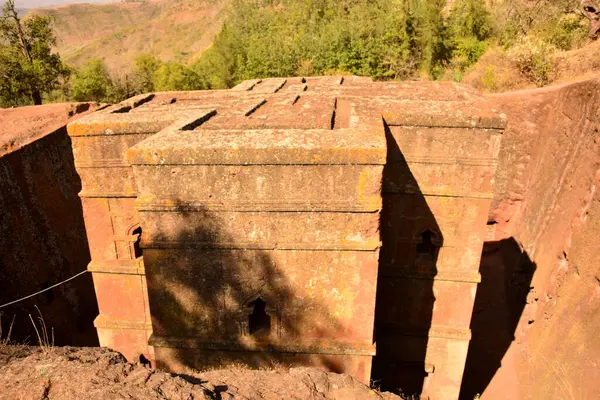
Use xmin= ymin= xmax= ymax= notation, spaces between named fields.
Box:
xmin=461 ymin=77 xmax=600 ymax=400
xmin=0 ymin=103 xmax=100 ymax=347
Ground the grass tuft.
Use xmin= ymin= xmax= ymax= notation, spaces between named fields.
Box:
xmin=0 ymin=312 xmax=16 ymax=346
xmin=29 ymin=306 xmax=54 ymax=354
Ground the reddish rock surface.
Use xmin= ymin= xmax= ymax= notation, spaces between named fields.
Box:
xmin=460 ymin=77 xmax=600 ymax=399
xmin=68 ymin=76 xmax=505 ymax=399
xmin=0 ymin=103 xmax=97 ymax=156
xmin=0 ymin=102 xmax=100 ymax=346
xmin=0 ymin=345 xmax=401 ymax=400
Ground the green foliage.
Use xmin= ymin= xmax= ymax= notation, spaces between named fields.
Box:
xmin=508 ymin=37 xmax=556 ymax=87
xmin=152 ymin=62 xmax=205 ymax=91
xmin=492 ymin=0 xmax=586 ymax=50
xmin=446 ymin=0 xmax=492 ymax=80
xmin=0 ymin=0 xmax=69 ymax=106
xmin=449 ymin=0 xmax=493 ymax=41
xmin=3 ymin=0 xmax=587 ymax=106
xmin=133 ymin=54 xmax=162 ymax=93
xmin=71 ymin=56 xmax=205 ymax=103
xmin=542 ymin=13 xmax=588 ymax=50
xmin=72 ymin=59 xmax=113 ymax=102
xmin=481 ymin=66 xmax=498 ymax=92
xmin=192 ymin=0 xmax=460 ymax=87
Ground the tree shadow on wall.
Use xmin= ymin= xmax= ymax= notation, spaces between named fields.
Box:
xmin=141 ymin=203 xmax=375 ymax=378
xmin=459 ymin=237 xmax=537 ymax=399
xmin=371 ymin=122 xmax=443 ymax=397
xmin=0 ymin=126 xmax=98 ymax=346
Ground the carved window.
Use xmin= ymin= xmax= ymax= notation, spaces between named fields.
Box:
xmin=416 ymin=229 xmax=440 ymax=262
xmin=131 ymin=227 xmax=143 ymax=259
xmin=248 ymin=297 xmax=271 ymax=336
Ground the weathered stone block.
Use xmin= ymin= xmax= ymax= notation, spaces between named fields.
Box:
xmin=380 ymin=195 xmax=490 ymax=271
xmin=144 ymin=249 xmax=378 ymax=342
xmin=67 ymin=76 xmax=506 ymax=398
xmin=78 ymin=166 xmax=138 ymax=198
xmin=140 ymin=211 xmax=381 ymax=251
xmin=92 ymin=274 xmax=148 ymax=322
xmin=423 ymin=336 xmax=471 ymax=400
xmin=384 ymin=162 xmax=498 ymax=198
xmin=71 ymin=134 xmax=151 ymax=167
xmin=133 ymin=164 xmax=383 ymax=212
xmin=95 ymin=319 xmax=154 ymax=362
xmin=81 ymin=198 xmax=116 ymax=261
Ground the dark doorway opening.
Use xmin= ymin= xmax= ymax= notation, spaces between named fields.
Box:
xmin=248 ymin=298 xmax=271 ymax=336
xmin=132 ymin=227 xmax=143 ymax=259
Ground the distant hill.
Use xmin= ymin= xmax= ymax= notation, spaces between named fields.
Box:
xmin=16 ymin=0 xmax=115 ymax=8
xmin=30 ymin=0 xmax=227 ymax=74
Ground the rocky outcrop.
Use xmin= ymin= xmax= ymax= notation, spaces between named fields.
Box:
xmin=0 ymin=345 xmax=401 ymax=400
xmin=461 ymin=77 xmax=600 ymax=399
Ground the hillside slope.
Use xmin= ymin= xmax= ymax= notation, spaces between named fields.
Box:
xmin=31 ymin=0 xmax=227 ymax=73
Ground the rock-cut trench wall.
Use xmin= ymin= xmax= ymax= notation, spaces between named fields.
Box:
xmin=0 ymin=107 xmax=99 ymax=346
xmin=460 ymin=77 xmax=600 ymax=400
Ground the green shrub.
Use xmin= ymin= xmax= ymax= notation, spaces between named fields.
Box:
xmin=508 ymin=38 xmax=556 ymax=87
xmin=152 ymin=62 xmax=205 ymax=91
xmin=481 ymin=66 xmax=498 ymax=91
xmin=191 ymin=0 xmax=458 ymax=86
xmin=542 ymin=13 xmax=588 ymax=51
xmin=72 ymin=59 xmax=113 ymax=102
xmin=452 ymin=36 xmax=488 ymax=77
xmin=133 ymin=54 xmax=162 ymax=93
xmin=448 ymin=0 xmax=493 ymax=41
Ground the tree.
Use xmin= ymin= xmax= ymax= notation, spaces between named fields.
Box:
xmin=72 ymin=59 xmax=113 ymax=102
xmin=582 ymin=0 xmax=600 ymax=39
xmin=0 ymin=0 xmax=69 ymax=105
xmin=152 ymin=62 xmax=205 ymax=91
xmin=133 ymin=54 xmax=162 ymax=94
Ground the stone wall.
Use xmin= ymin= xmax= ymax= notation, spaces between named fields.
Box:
xmin=0 ymin=107 xmax=99 ymax=346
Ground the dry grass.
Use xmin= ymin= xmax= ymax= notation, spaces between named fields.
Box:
xmin=0 ymin=312 xmax=16 ymax=346
xmin=30 ymin=0 xmax=227 ymax=74
xmin=462 ymin=46 xmax=532 ymax=93
xmin=28 ymin=306 xmax=54 ymax=354
xmin=464 ymin=41 xmax=600 ymax=93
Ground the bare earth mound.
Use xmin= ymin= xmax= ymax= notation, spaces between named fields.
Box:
xmin=0 ymin=346 xmax=400 ymax=400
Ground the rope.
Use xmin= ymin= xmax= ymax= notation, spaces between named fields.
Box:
xmin=0 ymin=270 xmax=89 ymax=309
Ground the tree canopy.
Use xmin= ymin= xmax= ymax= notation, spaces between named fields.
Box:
xmin=0 ymin=0 xmax=593 ymax=105
xmin=0 ymin=0 xmax=69 ymax=106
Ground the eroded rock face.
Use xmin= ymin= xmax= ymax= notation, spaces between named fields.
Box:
xmin=0 ymin=103 xmax=100 ymax=347
xmin=461 ymin=77 xmax=600 ymax=400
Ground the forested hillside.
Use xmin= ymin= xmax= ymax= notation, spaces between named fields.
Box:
xmin=1 ymin=0 xmax=597 ymax=106
xmin=192 ymin=0 xmax=593 ymax=89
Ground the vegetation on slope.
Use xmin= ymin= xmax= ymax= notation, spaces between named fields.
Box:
xmin=1 ymin=0 xmax=597 ymax=106
xmin=31 ymin=0 xmax=226 ymax=73
xmin=192 ymin=0 xmax=592 ymax=90
xmin=0 ymin=0 xmax=69 ymax=106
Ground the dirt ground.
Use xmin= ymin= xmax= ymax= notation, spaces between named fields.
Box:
xmin=0 ymin=345 xmax=401 ymax=400
xmin=0 ymin=103 xmax=97 ymax=157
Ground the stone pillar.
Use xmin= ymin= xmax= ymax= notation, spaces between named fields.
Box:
xmin=375 ymin=100 xmax=505 ymax=399
xmin=67 ymin=94 xmax=179 ymax=363
xmin=127 ymin=102 xmax=387 ymax=383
